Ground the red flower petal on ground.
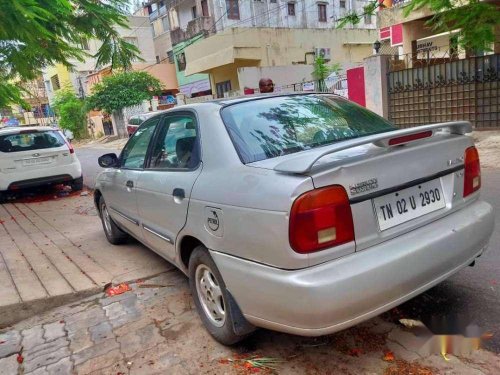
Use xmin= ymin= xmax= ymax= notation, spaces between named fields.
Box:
xmin=383 ymin=351 xmax=395 ymax=362
xmin=348 ymin=348 xmax=363 ymax=357
xmin=17 ymin=354 xmax=24 ymax=363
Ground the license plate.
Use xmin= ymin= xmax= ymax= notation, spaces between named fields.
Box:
xmin=374 ymin=179 xmax=446 ymax=231
xmin=22 ymin=157 xmax=51 ymax=166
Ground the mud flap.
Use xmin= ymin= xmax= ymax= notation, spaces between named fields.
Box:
xmin=227 ymin=291 xmax=255 ymax=335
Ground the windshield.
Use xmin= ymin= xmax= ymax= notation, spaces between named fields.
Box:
xmin=221 ymin=95 xmax=396 ymax=163
xmin=0 ymin=130 xmax=66 ymax=153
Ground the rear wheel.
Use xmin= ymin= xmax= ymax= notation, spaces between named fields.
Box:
xmin=99 ymin=196 xmax=128 ymax=245
xmin=189 ymin=246 xmax=252 ymax=345
xmin=70 ymin=176 xmax=84 ymax=192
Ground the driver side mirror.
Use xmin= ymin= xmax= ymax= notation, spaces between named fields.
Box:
xmin=98 ymin=153 xmax=118 ymax=168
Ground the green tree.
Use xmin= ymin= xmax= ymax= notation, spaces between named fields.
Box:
xmin=337 ymin=0 xmax=500 ymax=52
xmin=85 ymin=71 xmax=162 ymax=114
xmin=312 ymin=56 xmax=341 ymax=92
xmin=85 ymin=71 xmax=162 ymax=138
xmin=0 ymin=0 xmax=142 ymax=106
xmin=53 ymin=87 xmax=86 ymax=139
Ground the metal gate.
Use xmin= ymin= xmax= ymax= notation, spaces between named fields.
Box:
xmin=388 ymin=53 xmax=499 ymax=129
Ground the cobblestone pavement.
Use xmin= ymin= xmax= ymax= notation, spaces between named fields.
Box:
xmin=1 ymin=270 xmax=500 ymax=375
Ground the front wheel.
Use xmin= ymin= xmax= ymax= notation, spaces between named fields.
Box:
xmin=99 ymin=196 xmax=128 ymax=245
xmin=189 ymin=246 xmax=252 ymax=345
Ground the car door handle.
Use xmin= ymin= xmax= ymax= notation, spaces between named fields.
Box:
xmin=173 ymin=188 xmax=185 ymax=199
xmin=126 ymin=180 xmax=134 ymax=188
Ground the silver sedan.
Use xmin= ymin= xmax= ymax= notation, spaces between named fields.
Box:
xmin=94 ymin=94 xmax=494 ymax=345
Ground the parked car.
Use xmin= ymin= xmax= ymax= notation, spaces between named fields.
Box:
xmin=94 ymin=94 xmax=494 ymax=345
xmin=127 ymin=111 xmax=163 ymax=137
xmin=0 ymin=126 xmax=83 ymax=199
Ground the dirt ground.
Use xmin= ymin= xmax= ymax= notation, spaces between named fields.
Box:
xmin=473 ymin=131 xmax=500 ymax=170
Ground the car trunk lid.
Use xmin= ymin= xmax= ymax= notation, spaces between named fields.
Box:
xmin=249 ymin=122 xmax=475 ymax=259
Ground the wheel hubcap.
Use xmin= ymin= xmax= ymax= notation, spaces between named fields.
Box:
xmin=195 ymin=264 xmax=226 ymax=327
xmin=102 ymin=204 xmax=112 ymax=235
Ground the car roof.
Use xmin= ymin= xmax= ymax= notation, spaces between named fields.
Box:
xmin=0 ymin=126 xmax=57 ymax=135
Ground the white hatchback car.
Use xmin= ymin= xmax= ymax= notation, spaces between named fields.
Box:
xmin=0 ymin=126 xmax=82 ymax=199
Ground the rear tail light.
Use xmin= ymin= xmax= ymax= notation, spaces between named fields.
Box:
xmin=463 ymin=146 xmax=480 ymax=197
xmin=289 ymin=185 xmax=354 ymax=254
xmin=66 ymin=140 xmax=75 ymax=154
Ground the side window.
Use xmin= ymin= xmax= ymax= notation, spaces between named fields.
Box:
xmin=148 ymin=114 xmax=199 ymax=170
xmin=121 ymin=117 xmax=160 ymax=169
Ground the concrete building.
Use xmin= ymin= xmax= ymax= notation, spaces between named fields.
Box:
xmin=142 ymin=0 xmax=377 ymax=98
xmin=378 ymin=0 xmax=500 ymax=62
xmin=184 ymin=27 xmax=377 ymax=97
xmin=42 ymin=15 xmax=169 ymax=103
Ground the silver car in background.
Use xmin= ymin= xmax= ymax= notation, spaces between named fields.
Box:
xmin=94 ymin=94 xmax=494 ymax=345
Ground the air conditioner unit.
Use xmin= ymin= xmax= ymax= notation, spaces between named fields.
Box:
xmin=315 ymin=47 xmax=331 ymax=61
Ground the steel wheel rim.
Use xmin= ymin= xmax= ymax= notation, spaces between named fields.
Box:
xmin=195 ymin=264 xmax=226 ymax=327
xmin=102 ymin=203 xmax=112 ymax=235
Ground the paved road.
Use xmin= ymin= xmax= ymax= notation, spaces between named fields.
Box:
xmin=76 ymin=146 xmax=500 ymax=351
xmin=75 ymin=147 xmax=121 ymax=189
xmin=391 ymin=169 xmax=500 ymax=352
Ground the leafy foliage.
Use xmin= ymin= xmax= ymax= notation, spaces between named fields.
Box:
xmin=0 ymin=0 xmax=142 ymax=106
xmin=336 ymin=0 xmax=499 ymax=52
xmin=85 ymin=71 xmax=162 ymax=114
xmin=313 ymin=56 xmax=341 ymax=92
xmin=53 ymin=87 xmax=86 ymax=139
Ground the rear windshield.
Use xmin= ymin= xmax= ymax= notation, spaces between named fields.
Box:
xmin=0 ymin=130 xmax=66 ymax=153
xmin=221 ymin=95 xmax=396 ymax=163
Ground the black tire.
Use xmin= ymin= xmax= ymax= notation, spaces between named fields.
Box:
xmin=188 ymin=246 xmax=252 ymax=345
xmin=99 ymin=196 xmax=128 ymax=245
xmin=70 ymin=176 xmax=84 ymax=192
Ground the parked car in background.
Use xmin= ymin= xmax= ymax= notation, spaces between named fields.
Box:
xmin=0 ymin=126 xmax=83 ymax=200
xmin=127 ymin=111 xmax=163 ymax=137
xmin=94 ymin=94 xmax=494 ymax=345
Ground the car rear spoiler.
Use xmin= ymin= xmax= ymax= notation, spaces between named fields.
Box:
xmin=273 ymin=121 xmax=472 ymax=174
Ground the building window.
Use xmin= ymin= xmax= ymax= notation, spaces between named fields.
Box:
xmin=192 ymin=5 xmax=197 ymax=19
xmin=318 ymin=4 xmax=327 ymax=22
xmin=287 ymin=2 xmax=295 ymax=16
xmin=339 ymin=0 xmax=346 ymax=8
xmin=176 ymin=52 xmax=186 ymax=72
xmin=162 ymin=15 xmax=170 ymax=32
xmin=167 ymin=50 xmax=174 ymax=63
xmin=226 ymin=0 xmax=240 ymax=20
xmin=124 ymin=37 xmax=139 ymax=47
xmin=201 ymin=0 xmax=209 ymax=16
xmin=169 ymin=8 xmax=180 ymax=29
xmin=364 ymin=14 xmax=372 ymax=24
xmin=270 ymin=0 xmax=277 ymax=2
xmin=216 ymin=80 xmax=232 ymax=98
xmin=50 ymin=75 xmax=61 ymax=91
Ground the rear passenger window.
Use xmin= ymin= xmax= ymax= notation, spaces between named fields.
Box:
xmin=0 ymin=131 xmax=65 ymax=153
xmin=148 ymin=114 xmax=199 ymax=170
xmin=121 ymin=117 xmax=160 ymax=169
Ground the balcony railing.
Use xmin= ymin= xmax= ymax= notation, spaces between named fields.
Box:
xmin=159 ymin=5 xmax=167 ymax=16
xmin=170 ymin=16 xmax=214 ymax=46
xmin=149 ymin=9 xmax=159 ymax=21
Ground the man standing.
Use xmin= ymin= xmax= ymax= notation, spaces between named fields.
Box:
xmin=259 ymin=78 xmax=274 ymax=93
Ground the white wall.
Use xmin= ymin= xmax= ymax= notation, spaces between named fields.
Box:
xmin=210 ymin=0 xmax=376 ymax=32
xmin=237 ymin=65 xmax=314 ymax=90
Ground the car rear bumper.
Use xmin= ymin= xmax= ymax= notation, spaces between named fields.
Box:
xmin=0 ymin=163 xmax=82 ymax=191
xmin=211 ymin=199 xmax=494 ymax=336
